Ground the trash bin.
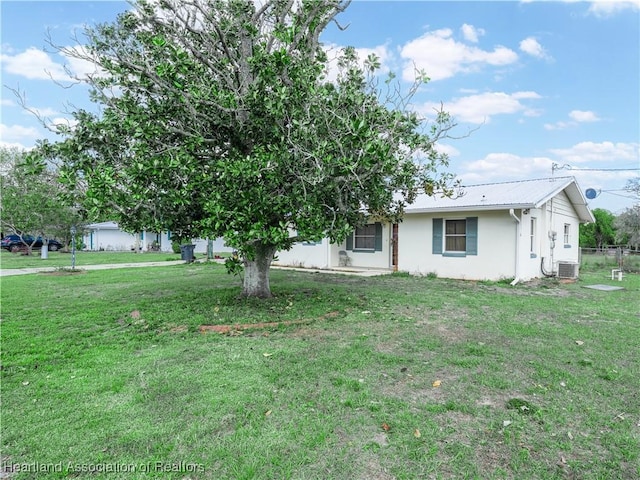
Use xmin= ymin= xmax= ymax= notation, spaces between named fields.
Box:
xmin=180 ymin=244 xmax=195 ymax=263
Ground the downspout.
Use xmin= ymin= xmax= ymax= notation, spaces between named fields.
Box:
xmin=509 ymin=209 xmax=521 ymax=286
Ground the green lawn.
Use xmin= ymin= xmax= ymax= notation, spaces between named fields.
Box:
xmin=0 ymin=250 xmax=183 ymax=269
xmin=1 ymin=264 xmax=639 ymax=479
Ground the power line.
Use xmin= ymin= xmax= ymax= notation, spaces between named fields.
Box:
xmin=570 ymin=168 xmax=638 ymax=172
xmin=600 ymin=191 xmax=638 ymax=200
xmin=552 ymin=163 xmax=639 ymax=173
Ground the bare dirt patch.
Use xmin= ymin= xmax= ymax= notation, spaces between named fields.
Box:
xmin=378 ymin=371 xmax=459 ymax=405
xmin=358 ymin=453 xmax=396 ymax=480
xmin=199 ymin=311 xmax=340 ymax=335
xmin=39 ymin=269 xmax=87 ymax=276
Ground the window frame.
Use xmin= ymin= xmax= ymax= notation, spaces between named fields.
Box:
xmin=346 ymin=222 xmax=383 ymax=253
xmin=301 ymin=240 xmax=322 ymax=246
xmin=354 ymin=224 xmax=377 ymax=251
xmin=563 ymin=223 xmax=571 ymax=247
xmin=530 ymin=217 xmax=537 ymax=258
xmin=444 ymin=219 xmax=467 ymax=253
xmin=432 ymin=217 xmax=477 ymax=257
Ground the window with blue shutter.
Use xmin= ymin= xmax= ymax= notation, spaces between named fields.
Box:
xmin=434 ymin=217 xmax=478 ymax=256
xmin=348 ymin=223 xmax=383 ymax=252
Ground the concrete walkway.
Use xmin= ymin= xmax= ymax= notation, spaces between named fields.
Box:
xmin=1 ymin=261 xmax=393 ymax=278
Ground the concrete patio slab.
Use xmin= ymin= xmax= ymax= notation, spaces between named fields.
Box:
xmin=583 ymin=284 xmax=625 ymax=291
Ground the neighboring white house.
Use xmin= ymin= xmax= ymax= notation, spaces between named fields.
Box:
xmin=82 ymin=221 xmax=234 ymax=254
xmin=273 ymin=177 xmax=595 ymax=282
xmin=192 ymin=237 xmax=235 ymax=255
xmin=82 ymin=221 xmax=173 ymax=252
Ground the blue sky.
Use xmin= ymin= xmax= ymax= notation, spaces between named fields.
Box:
xmin=1 ymin=0 xmax=639 ymax=213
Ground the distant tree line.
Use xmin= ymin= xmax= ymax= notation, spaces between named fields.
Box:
xmin=0 ymin=146 xmax=85 ymax=254
xmin=3 ymin=143 xmax=637 ymax=256
xmin=580 ymin=179 xmax=640 ymax=251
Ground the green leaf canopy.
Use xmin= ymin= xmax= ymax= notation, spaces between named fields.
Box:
xmin=32 ymin=0 xmax=458 ymax=295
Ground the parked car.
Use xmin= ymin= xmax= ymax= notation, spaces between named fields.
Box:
xmin=1 ymin=234 xmax=64 ymax=252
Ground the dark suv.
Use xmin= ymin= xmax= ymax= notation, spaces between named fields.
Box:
xmin=1 ymin=234 xmax=64 ymax=252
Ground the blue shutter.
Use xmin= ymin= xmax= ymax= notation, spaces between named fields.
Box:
xmin=374 ymin=223 xmax=383 ymax=251
xmin=432 ymin=218 xmax=443 ymax=254
xmin=466 ymin=217 xmax=478 ymax=255
xmin=346 ymin=231 xmax=353 ymax=251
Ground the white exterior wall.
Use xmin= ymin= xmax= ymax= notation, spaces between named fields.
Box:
xmin=274 ymin=224 xmax=393 ymax=271
xmin=335 ymin=222 xmax=393 ymax=269
xmin=274 ymin=240 xmax=330 ymax=269
xmin=234 ymin=189 xmax=585 ymax=280
xmin=544 ymin=192 xmax=581 ymax=271
xmin=159 ymin=232 xmax=173 ymax=252
xmin=192 ymin=238 xmax=235 ymax=254
xmin=519 ymin=208 xmax=543 ymax=281
xmin=84 ymin=229 xmax=138 ymax=251
xmin=397 ymin=211 xmax=517 ymax=280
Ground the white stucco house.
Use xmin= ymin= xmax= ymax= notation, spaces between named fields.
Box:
xmin=82 ymin=221 xmax=234 ymax=254
xmin=273 ymin=177 xmax=595 ymax=282
xmin=82 ymin=221 xmax=173 ymax=252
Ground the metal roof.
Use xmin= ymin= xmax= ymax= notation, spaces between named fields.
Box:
xmin=405 ymin=176 xmax=595 ymax=223
xmin=84 ymin=221 xmax=121 ymax=229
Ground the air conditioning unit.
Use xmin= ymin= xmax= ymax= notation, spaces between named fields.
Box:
xmin=557 ymin=262 xmax=579 ymax=279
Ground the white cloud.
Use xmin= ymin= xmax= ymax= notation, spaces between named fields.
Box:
xmin=461 ymin=152 xmax=554 ymax=182
xmin=568 ymin=110 xmax=600 ymax=122
xmin=0 ymin=123 xmax=41 ymax=150
xmin=0 ymin=140 xmax=32 ymax=150
xmin=420 ymin=91 xmax=542 ymax=124
xmin=354 ymin=44 xmax=393 ymax=74
xmin=48 ymin=117 xmax=79 ymax=131
xmin=0 ymin=47 xmax=68 ymax=81
xmin=27 ymin=107 xmax=60 ymax=118
xmin=523 ymin=0 xmax=639 ymax=17
xmin=1 ymin=98 xmax=16 ymax=107
xmin=62 ymin=45 xmax=102 ymax=79
xmin=400 ymin=28 xmax=518 ymax=81
xmin=1 ymin=45 xmax=100 ymax=82
xmin=460 ymin=24 xmax=485 ymax=43
xmin=587 ymin=0 xmax=640 ymax=17
xmin=545 ymin=110 xmax=602 ymax=130
xmin=433 ymin=142 xmax=460 ymax=158
xmin=519 ymin=37 xmax=552 ymax=60
xmin=460 ymin=151 xmax=634 ymax=199
xmin=549 ymin=141 xmax=639 ymax=163
xmin=323 ymin=43 xmax=394 ymax=82
xmin=544 ymin=121 xmax=572 ymax=131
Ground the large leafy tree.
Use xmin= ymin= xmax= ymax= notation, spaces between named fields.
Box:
xmin=30 ymin=0 xmax=457 ymax=296
xmin=579 ymin=208 xmax=616 ymax=250
xmin=624 ymin=177 xmax=640 ymax=199
xmin=1 ymin=147 xmax=83 ymax=255
xmin=614 ymin=205 xmax=640 ymax=250
xmin=612 ymin=178 xmax=639 ymax=250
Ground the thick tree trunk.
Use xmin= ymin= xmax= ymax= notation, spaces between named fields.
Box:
xmin=242 ymin=243 xmax=277 ymax=298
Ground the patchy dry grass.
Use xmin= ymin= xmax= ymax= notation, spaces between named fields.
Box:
xmin=1 ymin=264 xmax=639 ymax=479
